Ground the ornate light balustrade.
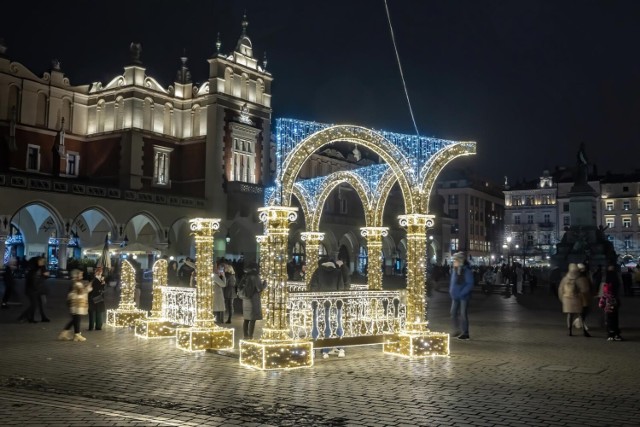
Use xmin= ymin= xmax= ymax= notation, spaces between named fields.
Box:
xmin=161 ymin=287 xmax=197 ymax=325
xmin=288 ymin=290 xmax=406 ymax=347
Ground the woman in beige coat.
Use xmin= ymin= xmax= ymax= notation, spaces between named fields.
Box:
xmin=558 ymin=263 xmax=583 ymax=336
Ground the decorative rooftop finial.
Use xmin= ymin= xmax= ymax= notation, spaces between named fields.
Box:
xmin=241 ymin=11 xmax=248 ymax=36
xmin=216 ymin=32 xmax=222 ymax=54
xmin=0 ymin=38 xmax=7 ymax=57
xmin=52 ymin=59 xmax=61 ymax=71
xmin=176 ymin=50 xmax=191 ymax=84
xmin=263 ymin=51 xmax=268 ymax=70
xmin=129 ymin=42 xmax=142 ymax=65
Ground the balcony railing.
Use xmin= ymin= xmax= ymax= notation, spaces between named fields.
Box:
xmin=538 ymin=222 xmax=554 ymax=229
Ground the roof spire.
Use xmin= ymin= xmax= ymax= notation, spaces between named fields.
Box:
xmin=241 ymin=11 xmax=248 ymax=36
xmin=176 ymin=50 xmax=191 ymax=84
xmin=215 ymin=32 xmax=222 ymax=54
xmin=263 ymin=51 xmax=268 ymax=70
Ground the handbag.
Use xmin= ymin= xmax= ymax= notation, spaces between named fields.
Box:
xmin=92 ymin=294 xmax=104 ymax=304
xmin=572 ymin=316 xmax=583 ymax=329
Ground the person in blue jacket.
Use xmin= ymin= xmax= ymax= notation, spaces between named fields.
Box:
xmin=449 ymin=252 xmax=474 ymax=340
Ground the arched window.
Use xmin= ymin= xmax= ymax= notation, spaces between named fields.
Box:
xmin=7 ymin=85 xmax=20 ymax=121
xmin=114 ymin=97 xmax=124 ymax=130
xmin=256 ymin=78 xmax=264 ymax=105
xmin=61 ymin=98 xmax=72 ymax=131
xmin=224 ymin=68 xmax=233 ymax=95
xmin=191 ymin=105 xmax=200 ymax=137
xmin=163 ymin=103 xmax=173 ymax=136
xmin=96 ymin=100 xmax=105 ymax=133
xmin=241 ymin=73 xmax=249 ymax=99
xmin=36 ymin=92 xmax=47 ymax=127
xmin=143 ymin=98 xmax=153 ymax=131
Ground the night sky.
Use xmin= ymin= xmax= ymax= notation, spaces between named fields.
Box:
xmin=5 ymin=0 xmax=640 ymax=182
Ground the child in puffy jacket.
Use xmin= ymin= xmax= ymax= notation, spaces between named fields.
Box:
xmin=58 ymin=269 xmax=92 ymax=342
xmin=598 ymin=282 xmax=623 ymax=341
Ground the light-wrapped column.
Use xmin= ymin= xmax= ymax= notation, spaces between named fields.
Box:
xmin=384 ymin=214 xmax=449 ymax=357
xmin=240 ymin=206 xmax=313 ymax=370
xmin=300 ymin=232 xmax=324 ymax=289
xmin=360 ymin=227 xmax=388 ymax=291
xmin=176 ymin=218 xmax=234 ymax=351
xmin=135 ymin=259 xmax=173 ymax=338
xmin=107 ymin=260 xmax=146 ymax=327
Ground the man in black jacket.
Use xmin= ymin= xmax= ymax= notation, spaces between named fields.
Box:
xmin=310 ymin=257 xmax=345 ymax=359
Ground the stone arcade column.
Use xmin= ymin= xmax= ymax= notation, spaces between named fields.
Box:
xmin=300 ymin=232 xmax=325 ymax=289
xmin=106 ymin=260 xmax=147 ymax=327
xmin=58 ymin=237 xmax=69 ymax=272
xmin=135 ymin=259 xmax=174 ymax=338
xmin=239 ymin=206 xmax=314 ymax=370
xmin=360 ymin=227 xmax=389 ymax=291
xmin=176 ymin=218 xmax=234 ymax=351
xmin=384 ymin=214 xmax=449 ymax=358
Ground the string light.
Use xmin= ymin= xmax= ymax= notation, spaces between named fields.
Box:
xmin=107 ymin=260 xmax=147 ymax=327
xmin=360 ymin=227 xmax=389 ymax=291
xmin=299 ymin=232 xmax=324 ymax=288
xmin=135 ymin=259 xmax=179 ymax=339
xmin=175 ymin=218 xmax=234 ymax=352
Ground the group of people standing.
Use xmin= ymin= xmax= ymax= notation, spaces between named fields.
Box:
xmin=558 ymin=263 xmax=624 ymax=341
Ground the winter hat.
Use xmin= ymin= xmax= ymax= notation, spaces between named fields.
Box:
xmin=452 ymin=252 xmax=466 ymax=264
xmin=567 ymin=263 xmax=579 ymax=279
xmin=577 ymin=263 xmax=586 ymax=272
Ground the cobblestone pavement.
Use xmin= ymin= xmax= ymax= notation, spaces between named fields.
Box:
xmin=1 ymin=278 xmax=639 ymax=426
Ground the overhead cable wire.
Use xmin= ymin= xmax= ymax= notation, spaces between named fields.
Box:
xmin=383 ymin=0 xmax=420 ymax=137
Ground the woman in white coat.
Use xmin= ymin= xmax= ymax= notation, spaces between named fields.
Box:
xmin=212 ymin=262 xmax=227 ymax=323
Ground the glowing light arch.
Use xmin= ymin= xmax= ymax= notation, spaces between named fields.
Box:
xmin=279 ymin=125 xmax=416 ymax=213
xmin=419 ymin=141 xmax=476 ymax=213
xmin=309 ymin=170 xmax=373 ymax=231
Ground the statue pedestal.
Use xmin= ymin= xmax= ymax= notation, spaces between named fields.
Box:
xmin=106 ymin=308 xmax=147 ymax=328
xmin=176 ymin=322 xmax=234 ymax=352
xmin=383 ymin=330 xmax=449 ymax=358
xmin=239 ymin=339 xmax=314 ymax=370
xmin=134 ymin=318 xmax=178 ymax=339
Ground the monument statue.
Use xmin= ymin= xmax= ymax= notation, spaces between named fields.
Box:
xmin=130 ymin=43 xmax=142 ymax=65
xmin=575 ymin=143 xmax=589 ymax=185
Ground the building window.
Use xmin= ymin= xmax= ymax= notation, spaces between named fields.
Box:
xmin=448 ymin=194 xmax=458 ymax=205
xmin=623 ymin=186 xmax=629 ymax=192
xmin=450 ymin=238 xmax=459 ymax=252
xmin=340 ymin=198 xmax=348 ymax=214
xmin=527 ymin=214 xmax=534 ymax=224
xmin=543 ymin=213 xmax=551 ymax=224
xmin=544 ymin=234 xmax=551 ymax=245
xmin=623 ymin=218 xmax=631 ymax=228
xmin=563 ymin=216 xmax=570 ymax=226
xmin=527 ymin=235 xmax=534 ymax=247
xmin=65 ymin=152 xmax=80 ymax=177
xmin=514 ymin=215 xmax=521 ymax=225
xmin=605 ymin=201 xmax=614 ymax=211
xmin=624 ymin=236 xmax=633 ymax=249
xmin=153 ymin=146 xmax=173 ymax=186
xmin=606 ymin=218 xmax=614 ymax=229
xmin=623 ymin=201 xmax=630 ymax=211
xmin=231 ymin=138 xmax=256 ymax=183
xmin=563 ymin=203 xmax=569 ymax=212
xmin=26 ymin=145 xmax=40 ymax=171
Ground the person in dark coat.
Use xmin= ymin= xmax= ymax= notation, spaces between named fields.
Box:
xmin=223 ymin=264 xmax=237 ymax=324
xmin=167 ymin=260 xmax=179 ymax=286
xmin=18 ymin=257 xmax=49 ymax=323
xmin=310 ymin=257 xmax=345 ymax=358
xmin=237 ymin=262 xmax=266 ymax=339
xmin=449 ymin=252 xmax=474 ymax=340
xmin=87 ymin=267 xmax=106 ymax=331
xmin=1 ymin=257 xmax=17 ymax=308
xmin=178 ymin=259 xmax=195 ymax=286
xmin=336 ymin=259 xmax=351 ymax=289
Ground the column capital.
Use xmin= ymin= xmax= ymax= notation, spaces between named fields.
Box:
xmin=189 ymin=218 xmax=221 ymax=234
xmin=398 ymin=214 xmax=435 ymax=228
xmin=256 ymin=235 xmax=267 ymax=244
xmin=58 ymin=237 xmax=70 ymax=245
xmin=300 ymin=231 xmax=324 ymax=242
xmin=360 ymin=226 xmax=389 ymax=238
xmin=258 ymin=206 xmax=298 ymax=224
xmin=0 ymin=235 xmax=7 ymax=244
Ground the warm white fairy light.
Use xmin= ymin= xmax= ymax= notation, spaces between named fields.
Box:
xmin=360 ymin=227 xmax=389 ymax=291
xmin=135 ymin=259 xmax=176 ymax=339
xmin=107 ymin=260 xmax=147 ymax=328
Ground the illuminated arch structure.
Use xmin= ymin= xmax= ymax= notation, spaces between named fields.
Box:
xmin=240 ymin=118 xmax=476 ymax=369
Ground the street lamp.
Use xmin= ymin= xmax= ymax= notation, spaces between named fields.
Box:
xmin=225 ymin=231 xmax=231 ymax=244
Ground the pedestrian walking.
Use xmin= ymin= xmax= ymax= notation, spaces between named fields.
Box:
xmin=213 ymin=262 xmax=227 ymax=323
xmin=167 ymin=260 xmax=179 ymax=286
xmin=310 ymin=257 xmax=346 ymax=358
xmin=1 ymin=257 xmax=17 ymax=308
xmin=237 ymin=261 xmax=266 ymax=339
xmin=87 ymin=267 xmax=106 ymax=331
xmin=599 ymin=271 xmax=624 ymax=341
xmin=576 ymin=263 xmax=593 ymax=337
xmin=516 ymin=263 xmax=524 ymax=294
xmin=223 ymin=263 xmax=236 ymax=324
xmin=58 ymin=269 xmax=92 ymax=342
xmin=17 ymin=256 xmax=49 ymax=323
xmin=449 ymin=252 xmax=474 ymax=340
xmin=558 ymin=263 xmax=583 ymax=336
